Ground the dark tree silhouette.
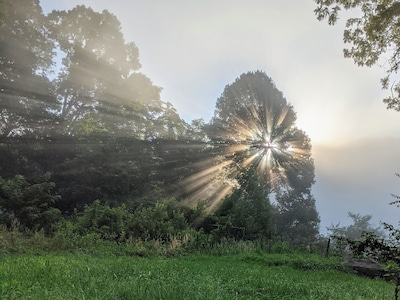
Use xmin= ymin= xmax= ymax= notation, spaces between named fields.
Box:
xmin=205 ymin=71 xmax=319 ymax=242
xmin=208 ymin=71 xmax=315 ymax=195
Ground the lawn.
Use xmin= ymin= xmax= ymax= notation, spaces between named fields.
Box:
xmin=0 ymin=252 xmax=394 ymax=299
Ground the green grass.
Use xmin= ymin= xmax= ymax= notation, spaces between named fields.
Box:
xmin=0 ymin=252 xmax=395 ymax=299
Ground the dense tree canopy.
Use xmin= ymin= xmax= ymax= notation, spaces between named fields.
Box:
xmin=0 ymin=173 xmax=61 ymax=233
xmin=208 ymin=71 xmax=315 ymax=195
xmin=207 ymin=71 xmax=319 ymax=242
xmin=0 ymin=1 xmax=187 ymax=140
xmin=0 ymin=0 xmax=56 ymax=137
xmin=209 ymin=169 xmax=274 ymax=241
xmin=275 ymin=190 xmax=320 ymax=244
xmin=0 ymin=1 xmax=321 ymax=245
xmin=314 ymin=0 xmax=400 ymax=110
xmin=46 ymin=5 xmax=167 ymax=137
xmin=0 ymin=1 xmax=192 ymax=211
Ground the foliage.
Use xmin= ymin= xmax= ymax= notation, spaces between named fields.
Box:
xmin=185 ymin=118 xmax=208 ymax=142
xmin=327 ymin=211 xmax=383 ymax=240
xmin=0 ymin=173 xmax=61 ymax=233
xmin=128 ymin=200 xmax=190 ymax=241
xmin=332 ymin=182 xmax=400 ymax=299
xmin=75 ymin=200 xmax=129 ymax=241
xmin=0 ymin=136 xmax=207 ymax=214
xmin=61 ymin=199 xmax=203 ymax=251
xmin=314 ymin=0 xmax=400 ymax=110
xmin=0 ymin=0 xmax=57 ymax=137
xmin=337 ymin=228 xmax=400 ymax=298
xmin=208 ymin=169 xmax=274 ymax=241
xmin=275 ymin=191 xmax=320 ymax=245
xmin=0 ymin=1 xmax=322 ymax=248
xmin=1 ymin=1 xmax=188 ymax=140
xmin=205 ymin=71 xmax=319 ymax=244
xmin=208 ymin=71 xmax=315 ymax=194
xmin=47 ymin=5 xmax=141 ymax=135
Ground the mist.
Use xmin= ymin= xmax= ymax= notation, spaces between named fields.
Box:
xmin=313 ymin=137 xmax=400 ymax=233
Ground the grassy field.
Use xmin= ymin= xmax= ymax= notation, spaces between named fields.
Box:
xmin=0 ymin=252 xmax=395 ymax=299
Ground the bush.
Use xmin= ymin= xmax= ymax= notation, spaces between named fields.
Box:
xmin=0 ymin=173 xmax=61 ymax=233
xmin=127 ymin=201 xmax=190 ymax=241
xmin=75 ymin=200 xmax=129 ymax=241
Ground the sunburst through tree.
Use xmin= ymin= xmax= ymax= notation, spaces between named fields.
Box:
xmin=179 ymin=71 xmax=315 ymax=210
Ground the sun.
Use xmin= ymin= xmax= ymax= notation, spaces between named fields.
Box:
xmin=264 ymin=140 xmax=274 ymax=149
xmin=295 ymin=111 xmax=333 ymax=144
xmin=176 ymin=71 xmax=314 ymax=210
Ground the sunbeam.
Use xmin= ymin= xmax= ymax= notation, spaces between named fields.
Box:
xmin=174 ymin=71 xmax=314 ymax=210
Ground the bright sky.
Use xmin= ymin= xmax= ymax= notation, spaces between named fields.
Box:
xmin=40 ymin=0 xmax=400 ymax=233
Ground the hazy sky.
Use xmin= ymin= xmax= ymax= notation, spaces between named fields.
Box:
xmin=40 ymin=0 xmax=400 ymax=232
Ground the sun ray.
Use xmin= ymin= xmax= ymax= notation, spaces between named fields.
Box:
xmin=176 ymin=72 xmax=313 ymax=211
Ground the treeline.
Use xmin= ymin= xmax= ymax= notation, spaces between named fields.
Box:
xmin=0 ymin=172 xmax=302 ymax=255
xmin=0 ymin=136 xmax=212 ymax=213
xmin=0 ymin=148 xmax=318 ymax=249
xmin=0 ymin=0 xmax=320 ymax=251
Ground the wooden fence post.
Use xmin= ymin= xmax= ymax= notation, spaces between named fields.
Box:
xmin=325 ymin=238 xmax=330 ymax=257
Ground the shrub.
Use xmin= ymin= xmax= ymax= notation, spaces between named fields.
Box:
xmin=75 ymin=200 xmax=130 ymax=241
xmin=127 ymin=201 xmax=190 ymax=241
xmin=0 ymin=173 xmax=61 ymax=234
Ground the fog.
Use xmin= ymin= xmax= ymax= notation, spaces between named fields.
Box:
xmin=314 ymin=138 xmax=400 ymax=233
xmin=40 ymin=0 xmax=400 ymax=232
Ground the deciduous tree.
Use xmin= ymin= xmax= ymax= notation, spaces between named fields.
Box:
xmin=210 ymin=168 xmax=274 ymax=241
xmin=208 ymin=71 xmax=315 ymax=195
xmin=327 ymin=211 xmax=382 ymax=240
xmin=0 ymin=0 xmax=56 ymax=137
xmin=207 ymin=71 xmax=319 ymax=241
xmin=275 ymin=191 xmax=320 ymax=245
xmin=0 ymin=173 xmax=61 ymax=233
xmin=47 ymin=5 xmax=163 ymax=136
xmin=314 ymin=0 xmax=400 ymax=110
